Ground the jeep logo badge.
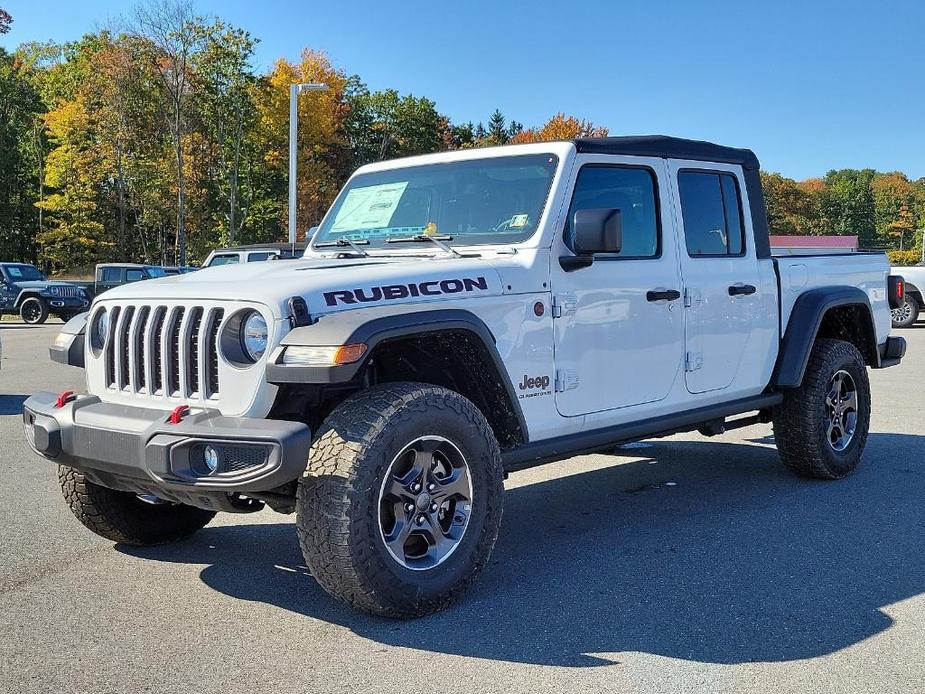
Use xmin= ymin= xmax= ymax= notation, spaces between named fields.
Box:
xmin=519 ymin=374 xmax=550 ymax=391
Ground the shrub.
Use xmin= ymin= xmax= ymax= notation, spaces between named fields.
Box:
xmin=887 ymin=250 xmax=921 ymax=266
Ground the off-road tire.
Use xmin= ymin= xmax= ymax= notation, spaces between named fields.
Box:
xmin=772 ymin=338 xmax=870 ymax=479
xmin=58 ymin=466 xmax=216 ymax=545
xmin=296 ymin=382 xmax=504 ymax=618
xmin=891 ymin=294 xmax=919 ymax=328
xmin=19 ymin=296 xmax=48 ymax=325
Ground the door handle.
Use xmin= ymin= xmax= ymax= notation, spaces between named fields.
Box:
xmin=646 ymin=288 xmax=681 ymax=302
xmin=728 ymin=283 xmax=757 ymax=296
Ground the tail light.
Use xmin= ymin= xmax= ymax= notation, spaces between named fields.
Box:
xmin=887 ymin=275 xmax=905 ymax=310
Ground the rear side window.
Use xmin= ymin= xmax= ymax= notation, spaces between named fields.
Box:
xmin=100 ymin=268 xmax=120 ymax=282
xmin=678 ymin=171 xmax=745 ymax=256
xmin=564 ymin=165 xmax=660 ymax=258
xmin=126 ymin=269 xmax=145 ymax=282
xmin=246 ymin=252 xmax=275 ymax=262
xmin=208 ymin=254 xmax=239 ymax=267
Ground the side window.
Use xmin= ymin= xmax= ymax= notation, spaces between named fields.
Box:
xmin=208 ymin=254 xmax=240 ymax=267
xmin=678 ymin=171 xmax=745 ymax=257
xmin=125 ymin=269 xmax=145 ymax=282
xmin=246 ymin=252 xmax=275 ymax=262
xmin=564 ymin=165 xmax=660 ymax=258
xmin=100 ymin=268 xmax=121 ymax=283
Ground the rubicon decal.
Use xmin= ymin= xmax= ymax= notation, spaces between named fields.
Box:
xmin=323 ymin=276 xmax=489 ymax=306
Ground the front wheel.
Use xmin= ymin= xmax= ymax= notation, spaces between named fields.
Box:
xmin=772 ymin=339 xmax=871 ymax=479
xmin=19 ymin=297 xmax=48 ymax=324
xmin=891 ymin=294 xmax=919 ymax=328
xmin=296 ymin=383 xmax=504 ymax=617
xmin=58 ymin=467 xmax=216 ymax=545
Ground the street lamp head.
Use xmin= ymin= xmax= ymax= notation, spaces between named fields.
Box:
xmin=297 ymin=82 xmax=329 ymax=93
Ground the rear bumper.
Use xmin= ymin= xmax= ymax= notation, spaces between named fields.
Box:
xmin=878 ymin=336 xmax=906 ymax=368
xmin=22 ymin=392 xmax=311 ymax=502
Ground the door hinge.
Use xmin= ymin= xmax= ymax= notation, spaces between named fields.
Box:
xmin=551 ymin=293 xmax=577 ymax=318
xmin=685 ymin=352 xmax=703 ymax=372
xmin=555 ymin=369 xmax=580 ymax=392
xmin=684 ymin=288 xmax=702 ymax=308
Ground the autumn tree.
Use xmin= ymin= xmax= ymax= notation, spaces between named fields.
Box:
xmin=255 ymin=51 xmax=350 ymax=239
xmin=0 ymin=8 xmax=12 ymax=34
xmin=134 ymin=0 xmax=203 ymax=265
xmin=193 ymin=21 xmax=258 ymax=245
xmin=510 ymin=112 xmax=609 ymax=143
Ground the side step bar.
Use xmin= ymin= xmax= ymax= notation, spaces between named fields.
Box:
xmin=502 ymin=393 xmax=783 ymax=472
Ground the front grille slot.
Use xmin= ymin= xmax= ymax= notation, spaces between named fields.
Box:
xmin=186 ymin=307 xmax=203 ymax=395
xmin=105 ymin=306 xmax=122 ymax=388
xmin=132 ymin=306 xmax=150 ymax=391
xmin=150 ymin=308 xmax=166 ymax=394
xmin=205 ymin=309 xmax=224 ymax=399
xmin=168 ymin=307 xmax=185 ymax=396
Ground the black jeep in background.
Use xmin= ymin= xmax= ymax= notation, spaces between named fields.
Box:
xmin=0 ymin=263 xmax=90 ymax=324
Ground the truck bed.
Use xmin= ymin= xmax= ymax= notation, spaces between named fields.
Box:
xmin=773 ymin=252 xmax=892 ymax=347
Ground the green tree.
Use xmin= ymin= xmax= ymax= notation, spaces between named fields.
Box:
xmin=820 ymin=169 xmax=876 ymax=246
xmin=346 ymin=85 xmax=449 ymax=167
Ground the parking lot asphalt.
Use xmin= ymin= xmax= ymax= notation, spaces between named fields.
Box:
xmin=1 ymin=321 xmax=923 ymax=694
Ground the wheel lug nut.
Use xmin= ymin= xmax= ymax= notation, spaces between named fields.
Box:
xmin=411 ymin=483 xmax=421 ymax=493
xmin=427 ymin=483 xmax=435 ymax=492
xmin=430 ymin=502 xmax=438 ymax=512
xmin=416 ymin=515 xmax=425 ymax=525
xmin=405 ymin=503 xmax=414 ymax=513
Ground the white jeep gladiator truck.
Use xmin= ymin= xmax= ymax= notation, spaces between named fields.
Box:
xmin=25 ymin=136 xmax=907 ymax=617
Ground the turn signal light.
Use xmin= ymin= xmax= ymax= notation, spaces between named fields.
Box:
xmin=334 ymin=343 xmax=368 ymax=365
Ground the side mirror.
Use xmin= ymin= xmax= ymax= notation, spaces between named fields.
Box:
xmin=560 ymin=208 xmax=622 ymax=271
xmin=573 ymin=208 xmax=622 ymax=254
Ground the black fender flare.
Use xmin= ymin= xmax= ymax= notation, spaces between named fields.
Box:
xmin=266 ymin=308 xmax=528 ymax=440
xmin=14 ymin=290 xmax=44 ymax=310
xmin=772 ymin=286 xmax=877 ymax=388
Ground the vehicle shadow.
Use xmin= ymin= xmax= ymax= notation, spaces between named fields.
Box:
xmin=119 ymin=432 xmax=925 ymax=667
xmin=0 ymin=394 xmax=28 ymax=415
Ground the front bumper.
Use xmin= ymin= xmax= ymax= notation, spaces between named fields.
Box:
xmin=46 ymin=297 xmax=89 ymax=311
xmin=22 ymin=392 xmax=311 ymax=509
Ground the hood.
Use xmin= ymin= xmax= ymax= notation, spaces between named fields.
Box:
xmin=12 ymin=280 xmax=77 ymax=291
xmin=95 ymin=254 xmax=506 ymax=318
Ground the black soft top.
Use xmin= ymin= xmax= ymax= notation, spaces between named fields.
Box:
xmin=574 ymin=135 xmax=760 ymax=171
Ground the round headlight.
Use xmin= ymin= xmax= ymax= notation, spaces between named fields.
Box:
xmin=93 ymin=308 xmax=109 ymax=349
xmin=240 ymin=311 xmax=268 ymax=362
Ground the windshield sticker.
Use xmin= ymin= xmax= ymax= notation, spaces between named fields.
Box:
xmin=510 ymin=214 xmax=529 ymax=228
xmin=330 ymin=182 xmax=409 ymax=234
xmin=323 ymin=276 xmax=489 ymax=306
xmin=8 ymin=267 xmax=22 ymax=278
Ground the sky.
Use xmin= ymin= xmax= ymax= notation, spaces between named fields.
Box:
xmin=2 ymin=0 xmax=924 ymax=180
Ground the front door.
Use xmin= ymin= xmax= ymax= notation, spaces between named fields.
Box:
xmin=554 ymin=155 xmax=684 ymax=417
xmin=669 ymin=164 xmax=762 ymax=394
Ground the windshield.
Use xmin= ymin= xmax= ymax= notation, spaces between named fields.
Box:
xmin=145 ymin=267 xmax=167 ymax=278
xmin=4 ymin=264 xmax=45 ymax=281
xmin=312 ymin=154 xmax=559 ymax=249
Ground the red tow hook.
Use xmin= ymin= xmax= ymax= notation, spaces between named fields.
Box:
xmin=168 ymin=405 xmax=191 ymax=425
xmin=55 ymin=391 xmax=76 ymax=408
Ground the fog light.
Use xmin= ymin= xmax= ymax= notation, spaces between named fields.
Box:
xmin=203 ymin=445 xmax=219 ymax=474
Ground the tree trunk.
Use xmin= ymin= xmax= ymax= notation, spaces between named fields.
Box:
xmin=174 ymin=107 xmax=187 ymax=266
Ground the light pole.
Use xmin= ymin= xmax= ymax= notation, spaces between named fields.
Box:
xmin=289 ymin=82 xmax=329 ymax=247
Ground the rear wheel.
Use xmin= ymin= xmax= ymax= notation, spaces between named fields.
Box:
xmin=296 ymin=382 xmax=504 ymax=617
xmin=58 ymin=467 xmax=216 ymax=545
xmin=772 ymin=339 xmax=870 ymax=479
xmin=19 ymin=297 xmax=48 ymax=325
xmin=891 ymin=294 xmax=919 ymax=328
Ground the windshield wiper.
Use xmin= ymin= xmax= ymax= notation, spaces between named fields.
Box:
xmin=386 ymin=234 xmax=463 ymax=258
xmin=314 ymin=237 xmax=370 ymax=257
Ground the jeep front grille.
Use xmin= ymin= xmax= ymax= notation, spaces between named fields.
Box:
xmin=103 ymin=304 xmax=225 ymax=400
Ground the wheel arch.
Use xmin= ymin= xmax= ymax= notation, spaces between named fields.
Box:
xmin=267 ymin=308 xmax=528 ymax=450
xmin=14 ymin=290 xmax=44 ymax=309
xmin=773 ymin=286 xmax=879 ymax=389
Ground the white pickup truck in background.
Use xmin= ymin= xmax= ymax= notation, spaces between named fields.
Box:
xmin=27 ymin=136 xmax=907 ymax=617
xmin=889 ymin=263 xmax=925 ymax=327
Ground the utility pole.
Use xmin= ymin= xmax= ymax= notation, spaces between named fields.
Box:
xmin=289 ymin=83 xmax=329 ymax=251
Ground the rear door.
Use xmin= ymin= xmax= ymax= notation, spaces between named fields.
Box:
xmin=669 ymin=163 xmax=762 ymax=394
